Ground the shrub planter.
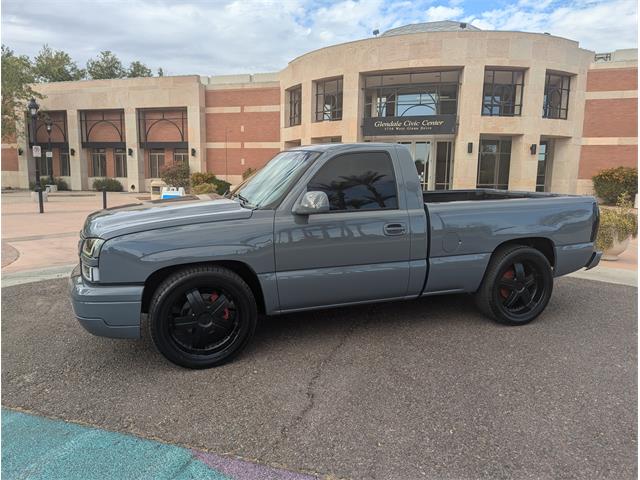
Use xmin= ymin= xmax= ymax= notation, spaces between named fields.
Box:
xmin=602 ymin=236 xmax=631 ymax=261
xmin=596 ymin=194 xmax=638 ymax=261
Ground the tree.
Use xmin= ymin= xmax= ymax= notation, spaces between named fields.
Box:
xmin=33 ymin=44 xmax=85 ymax=82
xmin=157 ymin=67 xmax=164 ymax=77
xmin=1 ymin=45 xmax=40 ymax=138
xmin=127 ymin=60 xmax=152 ymax=78
xmin=86 ymin=50 xmax=125 ymax=79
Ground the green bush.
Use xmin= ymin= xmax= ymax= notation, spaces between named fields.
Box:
xmin=191 ymin=172 xmax=218 ymax=186
xmin=190 ymin=172 xmax=230 ymax=195
xmin=160 ymin=163 xmax=190 ymax=191
xmin=192 ymin=183 xmax=215 ymax=195
xmin=30 ymin=177 xmax=69 ymax=191
xmin=211 ymin=178 xmax=231 ymax=195
xmin=92 ymin=178 xmax=124 ymax=192
xmin=592 ymin=167 xmax=638 ymax=205
xmin=596 ymin=193 xmax=638 ymax=250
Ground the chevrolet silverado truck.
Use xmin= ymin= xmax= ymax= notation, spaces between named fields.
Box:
xmin=70 ymin=143 xmax=601 ymax=368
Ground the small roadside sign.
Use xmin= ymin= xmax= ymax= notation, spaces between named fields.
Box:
xmin=46 ymin=151 xmax=53 ymax=158
xmin=32 ymin=145 xmax=41 ymax=157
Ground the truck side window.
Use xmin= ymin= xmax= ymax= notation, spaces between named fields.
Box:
xmin=308 ymin=152 xmax=398 ymax=211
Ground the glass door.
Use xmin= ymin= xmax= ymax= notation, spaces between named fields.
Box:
xmin=434 ymin=141 xmax=453 ymax=190
xmin=398 ymin=141 xmax=431 ymax=190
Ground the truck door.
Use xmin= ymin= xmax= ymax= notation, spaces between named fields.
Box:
xmin=273 ymin=150 xmax=411 ymax=311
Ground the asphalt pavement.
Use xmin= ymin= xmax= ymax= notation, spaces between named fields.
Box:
xmin=1 ymin=276 xmax=637 ymax=479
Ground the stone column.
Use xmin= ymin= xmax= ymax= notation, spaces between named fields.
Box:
xmin=187 ymin=102 xmax=206 ymax=174
xmin=124 ymin=108 xmax=144 ymax=192
xmin=452 ymin=64 xmax=484 ymax=189
xmin=17 ymin=115 xmax=32 ymax=189
xmin=66 ymin=110 xmax=87 ymax=191
xmin=508 ymin=133 xmax=538 ymax=191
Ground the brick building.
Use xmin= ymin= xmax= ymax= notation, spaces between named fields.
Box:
xmin=1 ymin=22 xmax=637 ymax=193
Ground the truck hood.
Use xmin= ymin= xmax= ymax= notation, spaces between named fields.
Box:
xmin=82 ymin=196 xmax=253 ymax=240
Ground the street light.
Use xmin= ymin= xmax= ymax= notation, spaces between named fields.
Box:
xmin=28 ymin=98 xmax=44 ymax=214
xmin=45 ymin=117 xmax=54 ymax=185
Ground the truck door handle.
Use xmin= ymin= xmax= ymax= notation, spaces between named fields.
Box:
xmin=383 ymin=223 xmax=406 ymax=236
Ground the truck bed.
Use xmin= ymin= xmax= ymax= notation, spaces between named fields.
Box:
xmin=423 ymin=189 xmax=564 ymax=203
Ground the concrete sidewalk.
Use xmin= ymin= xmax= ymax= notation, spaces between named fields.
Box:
xmin=1 ymin=190 xmax=145 ymax=274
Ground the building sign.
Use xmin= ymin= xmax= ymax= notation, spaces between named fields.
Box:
xmin=362 ymin=115 xmax=457 ymax=136
xmin=32 ymin=146 xmax=41 ymax=157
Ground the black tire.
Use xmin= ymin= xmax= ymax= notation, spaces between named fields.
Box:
xmin=148 ymin=265 xmax=257 ymax=369
xmin=475 ymin=245 xmax=553 ymax=325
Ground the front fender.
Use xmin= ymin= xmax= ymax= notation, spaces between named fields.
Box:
xmin=97 ymin=211 xmax=275 ymax=284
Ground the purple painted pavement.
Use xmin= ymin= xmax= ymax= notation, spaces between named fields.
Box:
xmin=193 ymin=450 xmax=318 ymax=480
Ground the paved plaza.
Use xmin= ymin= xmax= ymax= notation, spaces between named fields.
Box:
xmin=1 ymin=190 xmax=637 ymax=479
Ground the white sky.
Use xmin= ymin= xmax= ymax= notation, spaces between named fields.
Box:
xmin=2 ymin=0 xmax=637 ymax=75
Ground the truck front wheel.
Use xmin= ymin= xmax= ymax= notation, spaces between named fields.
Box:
xmin=475 ymin=245 xmax=553 ymax=325
xmin=148 ymin=265 xmax=257 ymax=368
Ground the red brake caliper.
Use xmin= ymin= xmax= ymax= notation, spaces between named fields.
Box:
xmin=209 ymin=292 xmax=230 ymax=320
xmin=500 ymin=268 xmax=515 ymax=299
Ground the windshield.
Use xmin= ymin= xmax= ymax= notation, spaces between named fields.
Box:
xmin=230 ymin=150 xmax=319 ymax=208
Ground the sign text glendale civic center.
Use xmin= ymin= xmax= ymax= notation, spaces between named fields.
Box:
xmin=362 ymin=115 xmax=457 ymax=136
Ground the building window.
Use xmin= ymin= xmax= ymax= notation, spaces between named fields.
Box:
xmin=287 ymin=85 xmax=302 ymax=126
xmin=482 ymin=69 xmax=524 ymax=116
xmin=39 ymin=156 xmax=51 ymax=177
xmin=307 ymin=152 xmax=398 ymax=211
xmin=149 ymin=148 xmax=165 ymax=178
xmin=91 ymin=148 xmax=107 ymax=177
xmin=115 ymin=148 xmax=127 ymax=177
xmin=364 ymin=70 xmax=459 ymax=117
xmin=174 ymin=148 xmax=189 ymax=164
xmin=476 ymin=139 xmax=511 ymax=190
xmin=315 ymin=77 xmax=343 ymax=121
xmin=536 ymin=141 xmax=551 ymax=192
xmin=543 ymin=73 xmax=571 ymax=119
xmin=60 ymin=152 xmax=70 ymax=176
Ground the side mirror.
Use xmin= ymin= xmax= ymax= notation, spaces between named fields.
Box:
xmin=293 ymin=191 xmax=330 ymax=215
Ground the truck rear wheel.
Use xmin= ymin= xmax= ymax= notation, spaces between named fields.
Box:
xmin=475 ymin=245 xmax=553 ymax=325
xmin=148 ymin=265 xmax=257 ymax=369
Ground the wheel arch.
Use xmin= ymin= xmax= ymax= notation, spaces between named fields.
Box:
xmin=492 ymin=237 xmax=556 ymax=268
xmin=141 ymin=261 xmax=266 ymax=315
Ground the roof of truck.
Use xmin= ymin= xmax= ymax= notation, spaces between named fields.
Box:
xmin=290 ymin=142 xmax=406 ymax=152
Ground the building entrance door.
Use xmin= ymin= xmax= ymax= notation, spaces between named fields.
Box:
xmin=397 ymin=140 xmax=453 ymax=190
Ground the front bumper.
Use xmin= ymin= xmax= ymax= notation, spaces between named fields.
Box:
xmin=69 ymin=265 xmax=144 ymax=339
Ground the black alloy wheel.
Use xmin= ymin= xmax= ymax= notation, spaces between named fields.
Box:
xmin=149 ymin=266 xmax=257 ymax=368
xmin=475 ymin=245 xmax=553 ymax=325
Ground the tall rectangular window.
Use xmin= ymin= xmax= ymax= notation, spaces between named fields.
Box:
xmin=536 ymin=141 xmax=551 ymax=192
xmin=476 ymin=139 xmax=512 ymax=190
xmin=287 ymin=85 xmax=302 ymax=126
xmin=482 ymin=69 xmax=524 ymax=116
xmin=115 ymin=148 xmax=127 ymax=177
xmin=60 ymin=152 xmax=70 ymax=176
xmin=543 ymin=73 xmax=571 ymax=119
xmin=174 ymin=148 xmax=188 ymax=164
xmin=39 ymin=157 xmax=51 ymax=177
xmin=91 ymin=148 xmax=106 ymax=177
xmin=149 ymin=148 xmax=165 ymax=178
xmin=315 ymin=77 xmax=343 ymax=121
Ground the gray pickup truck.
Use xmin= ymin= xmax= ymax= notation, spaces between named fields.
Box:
xmin=70 ymin=143 xmax=601 ymax=368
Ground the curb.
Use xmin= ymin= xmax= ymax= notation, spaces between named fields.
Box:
xmin=2 ymin=264 xmax=76 ymax=287
xmin=567 ymin=266 xmax=637 ymax=287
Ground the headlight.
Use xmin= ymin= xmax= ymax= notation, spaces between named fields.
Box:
xmin=82 ymin=238 xmax=105 ymax=258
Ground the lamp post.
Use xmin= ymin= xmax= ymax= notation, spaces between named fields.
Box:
xmin=28 ymin=98 xmax=44 ymax=214
xmin=45 ymin=117 xmax=54 ymax=185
